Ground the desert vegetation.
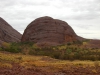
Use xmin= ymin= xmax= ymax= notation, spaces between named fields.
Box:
xmin=0 ymin=40 xmax=100 ymax=61
xmin=0 ymin=51 xmax=100 ymax=75
xmin=0 ymin=40 xmax=100 ymax=74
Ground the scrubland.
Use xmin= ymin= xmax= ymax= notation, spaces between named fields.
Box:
xmin=0 ymin=52 xmax=100 ymax=75
xmin=0 ymin=40 xmax=100 ymax=75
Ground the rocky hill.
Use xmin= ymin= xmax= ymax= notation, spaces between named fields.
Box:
xmin=21 ymin=16 xmax=84 ymax=46
xmin=0 ymin=17 xmax=22 ymax=45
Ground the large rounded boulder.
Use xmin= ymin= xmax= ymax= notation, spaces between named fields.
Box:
xmin=21 ymin=16 xmax=80 ymax=46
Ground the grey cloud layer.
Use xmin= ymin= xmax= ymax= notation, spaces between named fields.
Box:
xmin=1 ymin=0 xmax=100 ymax=20
xmin=0 ymin=0 xmax=100 ymax=39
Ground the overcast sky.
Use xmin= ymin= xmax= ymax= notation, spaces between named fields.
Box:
xmin=0 ymin=0 xmax=100 ymax=39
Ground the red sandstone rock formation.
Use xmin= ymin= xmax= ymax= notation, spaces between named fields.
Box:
xmin=21 ymin=16 xmax=82 ymax=46
xmin=0 ymin=17 xmax=22 ymax=43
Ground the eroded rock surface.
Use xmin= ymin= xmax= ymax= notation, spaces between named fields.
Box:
xmin=21 ymin=16 xmax=81 ymax=46
xmin=0 ymin=17 xmax=22 ymax=43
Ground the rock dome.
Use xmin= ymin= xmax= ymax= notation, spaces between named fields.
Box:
xmin=21 ymin=16 xmax=80 ymax=46
xmin=0 ymin=17 xmax=22 ymax=43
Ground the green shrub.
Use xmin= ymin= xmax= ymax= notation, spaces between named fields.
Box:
xmin=1 ymin=42 xmax=100 ymax=61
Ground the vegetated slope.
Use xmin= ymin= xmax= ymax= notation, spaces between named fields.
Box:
xmin=21 ymin=16 xmax=84 ymax=46
xmin=0 ymin=17 xmax=22 ymax=45
xmin=88 ymin=39 xmax=100 ymax=48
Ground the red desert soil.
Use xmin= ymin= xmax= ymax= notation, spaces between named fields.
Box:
xmin=0 ymin=63 xmax=100 ymax=75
